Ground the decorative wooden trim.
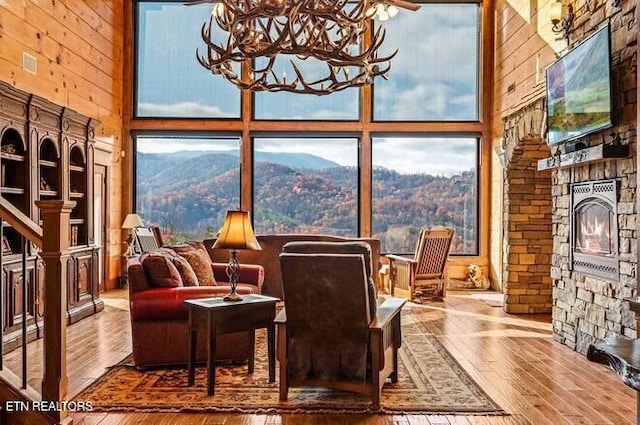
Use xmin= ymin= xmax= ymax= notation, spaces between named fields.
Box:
xmin=537 ymin=144 xmax=629 ymax=171
xmin=0 ymin=82 xmax=30 ymax=122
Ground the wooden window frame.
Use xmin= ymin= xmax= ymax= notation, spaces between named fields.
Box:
xmin=123 ymin=0 xmax=494 ymax=263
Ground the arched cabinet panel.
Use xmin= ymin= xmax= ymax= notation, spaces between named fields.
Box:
xmin=69 ymin=145 xmax=88 ymax=247
xmin=1 ymin=128 xmax=29 ymax=256
xmin=38 ymin=138 xmax=61 ymax=202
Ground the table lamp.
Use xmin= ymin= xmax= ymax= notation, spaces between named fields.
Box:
xmin=212 ymin=210 xmax=262 ymax=301
xmin=122 ymin=213 xmax=144 ymax=256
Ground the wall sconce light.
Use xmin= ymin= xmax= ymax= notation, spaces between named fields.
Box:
xmin=550 ymin=1 xmax=575 ymax=45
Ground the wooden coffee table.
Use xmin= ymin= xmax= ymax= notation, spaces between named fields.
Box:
xmin=185 ymin=294 xmax=279 ymax=395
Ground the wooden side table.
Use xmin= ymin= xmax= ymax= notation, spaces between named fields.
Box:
xmin=185 ymin=294 xmax=279 ymax=396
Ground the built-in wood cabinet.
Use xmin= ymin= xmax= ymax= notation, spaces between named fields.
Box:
xmin=0 ymin=82 xmax=104 ymax=352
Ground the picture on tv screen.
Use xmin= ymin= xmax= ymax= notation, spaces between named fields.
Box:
xmin=546 ymin=24 xmax=612 ymax=145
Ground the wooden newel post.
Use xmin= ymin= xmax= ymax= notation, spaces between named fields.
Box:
xmin=35 ymin=200 xmax=75 ymax=424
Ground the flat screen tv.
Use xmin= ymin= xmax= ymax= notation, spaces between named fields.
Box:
xmin=546 ymin=24 xmax=612 ymax=146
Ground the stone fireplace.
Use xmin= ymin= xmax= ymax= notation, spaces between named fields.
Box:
xmin=501 ymin=98 xmax=636 ymax=355
xmin=495 ymin=0 xmax=636 ymax=357
xmin=552 ymin=160 xmax=636 ymax=354
xmin=570 ymin=180 xmax=618 ymax=281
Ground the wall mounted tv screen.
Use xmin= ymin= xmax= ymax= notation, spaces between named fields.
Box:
xmin=546 ymin=24 xmax=612 ymax=146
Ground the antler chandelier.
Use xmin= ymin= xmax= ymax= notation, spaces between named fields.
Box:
xmin=187 ymin=0 xmax=418 ymax=96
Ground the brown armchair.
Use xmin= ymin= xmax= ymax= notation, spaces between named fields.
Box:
xmin=276 ymin=241 xmax=406 ymax=410
xmin=385 ymin=226 xmax=454 ymax=301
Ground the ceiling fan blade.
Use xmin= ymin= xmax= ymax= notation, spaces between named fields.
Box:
xmin=388 ymin=0 xmax=421 ymax=11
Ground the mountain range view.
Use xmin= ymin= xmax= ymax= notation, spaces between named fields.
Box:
xmin=136 ymin=150 xmax=477 ymax=253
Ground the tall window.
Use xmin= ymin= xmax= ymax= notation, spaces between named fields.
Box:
xmin=253 ymin=137 xmax=359 ymax=236
xmin=136 ymin=2 xmax=241 ymax=118
xmin=132 ymin=2 xmax=485 ymax=256
xmin=135 ymin=135 xmax=240 ymax=243
xmin=373 ymin=4 xmax=480 ymax=121
xmin=372 ymin=137 xmax=478 ymax=254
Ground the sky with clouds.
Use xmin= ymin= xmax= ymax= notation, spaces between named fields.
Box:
xmin=135 ymin=2 xmax=479 ymax=175
xmin=137 ymin=2 xmax=241 ymax=117
xmin=374 ymin=4 xmax=479 ymax=120
xmin=136 ymin=2 xmax=479 ymax=120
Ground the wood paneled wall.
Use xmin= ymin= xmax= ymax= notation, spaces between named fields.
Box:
xmin=493 ymin=0 xmax=562 ymax=121
xmin=490 ymin=0 xmax=563 ymax=283
xmin=0 ymin=0 xmax=124 ymax=290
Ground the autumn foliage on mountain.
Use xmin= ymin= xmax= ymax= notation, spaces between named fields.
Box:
xmin=137 ymin=151 xmax=476 ymax=253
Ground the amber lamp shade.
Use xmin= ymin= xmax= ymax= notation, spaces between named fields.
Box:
xmin=213 ymin=211 xmax=262 ymax=301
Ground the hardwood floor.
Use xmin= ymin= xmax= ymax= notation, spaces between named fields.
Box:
xmin=4 ymin=292 xmax=131 ymax=397
xmin=5 ymin=290 xmax=636 ymax=424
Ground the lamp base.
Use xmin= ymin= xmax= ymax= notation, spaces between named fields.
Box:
xmin=223 ymin=292 xmax=243 ymax=302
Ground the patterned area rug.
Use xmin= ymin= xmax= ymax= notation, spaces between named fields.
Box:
xmin=75 ymin=306 xmax=505 ymax=415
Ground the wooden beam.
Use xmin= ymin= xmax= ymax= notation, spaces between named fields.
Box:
xmin=481 ymin=0 xmax=496 ymax=263
xmin=241 ymin=61 xmax=253 ymax=213
xmin=129 ymin=119 xmax=483 ymax=134
xmin=360 ymin=19 xmax=373 ymax=237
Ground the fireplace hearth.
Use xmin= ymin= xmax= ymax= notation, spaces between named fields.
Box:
xmin=570 ymin=179 xmax=618 ymax=280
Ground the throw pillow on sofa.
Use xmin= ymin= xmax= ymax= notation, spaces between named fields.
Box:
xmin=188 ymin=241 xmax=209 ymax=254
xmin=170 ymin=244 xmax=197 ymax=254
xmin=178 ymin=249 xmax=217 ymax=286
xmin=140 ymin=252 xmax=183 ymax=288
xmin=172 ymin=242 xmax=210 ymax=258
xmin=170 ymin=254 xmax=199 ymax=287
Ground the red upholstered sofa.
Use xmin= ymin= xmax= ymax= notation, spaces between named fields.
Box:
xmin=127 ymin=247 xmax=264 ymax=368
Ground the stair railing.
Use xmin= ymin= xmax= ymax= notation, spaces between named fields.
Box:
xmin=0 ymin=195 xmax=74 ymax=424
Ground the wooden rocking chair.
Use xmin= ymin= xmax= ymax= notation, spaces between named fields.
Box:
xmin=385 ymin=227 xmax=454 ymax=301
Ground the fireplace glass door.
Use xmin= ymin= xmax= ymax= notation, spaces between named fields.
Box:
xmin=574 ymin=199 xmax=615 ymax=257
xmin=570 ymin=179 xmax=618 ymax=280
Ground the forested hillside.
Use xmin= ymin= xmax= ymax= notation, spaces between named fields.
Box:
xmin=137 ymin=151 xmax=476 ymax=253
